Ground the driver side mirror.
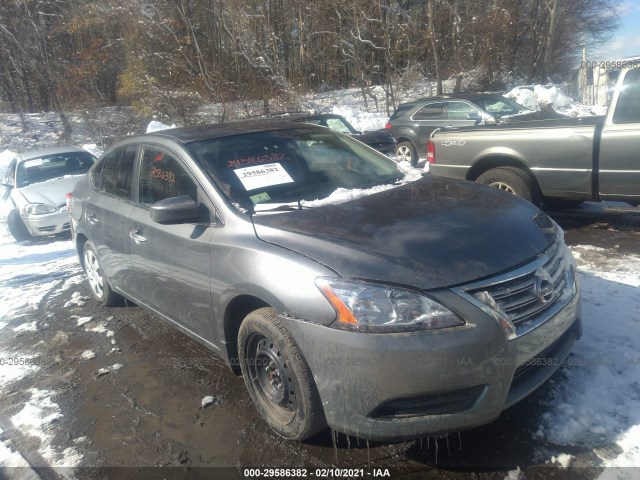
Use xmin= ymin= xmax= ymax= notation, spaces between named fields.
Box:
xmin=150 ymin=195 xmax=199 ymax=224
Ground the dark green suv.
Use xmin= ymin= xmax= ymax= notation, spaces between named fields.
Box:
xmin=385 ymin=93 xmax=537 ymax=165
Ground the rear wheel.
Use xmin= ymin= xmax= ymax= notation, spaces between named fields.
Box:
xmin=82 ymin=241 xmax=122 ymax=306
xmin=238 ymin=307 xmax=326 ymax=440
xmin=476 ymin=167 xmax=539 ymax=204
xmin=7 ymin=209 xmax=32 ymax=242
xmin=396 ymin=141 xmax=418 ymax=166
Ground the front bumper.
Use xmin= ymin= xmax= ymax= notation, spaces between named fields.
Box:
xmin=281 ymin=290 xmax=580 ymax=442
xmin=22 ymin=211 xmax=71 ymax=237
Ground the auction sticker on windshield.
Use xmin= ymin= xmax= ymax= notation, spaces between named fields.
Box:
xmin=234 ymin=163 xmax=294 ymax=191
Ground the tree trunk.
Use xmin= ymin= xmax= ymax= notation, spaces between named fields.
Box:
xmin=427 ymin=0 xmax=443 ymax=95
xmin=542 ymin=0 xmax=558 ymax=81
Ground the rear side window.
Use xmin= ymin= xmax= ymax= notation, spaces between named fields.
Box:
xmin=412 ymin=102 xmax=446 ymax=120
xmin=389 ymin=104 xmax=414 ymax=120
xmin=101 ymin=146 xmax=137 ymax=199
xmin=138 ymin=147 xmax=197 ymax=205
xmin=447 ymin=101 xmax=480 ymax=120
xmin=613 ymin=69 xmax=640 ymax=124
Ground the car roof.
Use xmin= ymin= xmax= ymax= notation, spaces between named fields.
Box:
xmin=399 ymin=92 xmax=505 ymax=107
xmin=128 ymin=119 xmax=326 ymax=145
xmin=17 ymin=145 xmax=88 ymax=161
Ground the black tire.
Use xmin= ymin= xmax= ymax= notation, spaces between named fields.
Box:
xmin=476 ymin=167 xmax=540 ymax=204
xmin=238 ymin=307 xmax=326 ymax=440
xmin=396 ymin=141 xmax=418 ymax=166
xmin=7 ymin=209 xmax=32 ymax=242
xmin=82 ymin=241 xmax=122 ymax=306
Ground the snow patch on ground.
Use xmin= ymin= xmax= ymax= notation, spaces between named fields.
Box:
xmin=0 ymin=427 xmax=33 ymax=470
xmin=13 ymin=321 xmax=40 ymax=332
xmin=0 ymin=350 xmax=38 ymax=386
xmin=96 ymin=363 xmax=123 ymax=377
xmin=11 ymin=389 xmax=82 ymax=467
xmin=543 ymin=247 xmax=640 ymax=468
xmin=64 ymin=292 xmax=88 ymax=308
xmin=80 ymin=350 xmax=96 ymax=360
xmin=75 ymin=316 xmax=93 ymax=326
xmin=0 ymin=215 xmax=82 ymax=322
xmin=85 ymin=322 xmax=107 ymax=334
xmin=201 ymin=396 xmax=216 ymax=409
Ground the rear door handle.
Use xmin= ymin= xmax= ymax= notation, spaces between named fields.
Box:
xmin=129 ymin=230 xmax=147 ymax=245
xmin=88 ymin=214 xmax=99 ymax=225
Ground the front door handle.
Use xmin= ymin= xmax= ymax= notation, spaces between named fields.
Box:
xmin=129 ymin=230 xmax=147 ymax=245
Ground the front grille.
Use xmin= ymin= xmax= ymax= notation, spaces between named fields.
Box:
xmin=459 ymin=234 xmax=576 ymax=337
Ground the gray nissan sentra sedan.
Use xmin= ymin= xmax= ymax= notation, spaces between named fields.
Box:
xmin=69 ymin=120 xmax=581 ymax=442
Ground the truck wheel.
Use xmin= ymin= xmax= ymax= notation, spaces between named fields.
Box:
xmin=476 ymin=167 xmax=539 ymax=204
xmin=82 ymin=241 xmax=123 ymax=306
xmin=396 ymin=141 xmax=418 ymax=166
xmin=7 ymin=209 xmax=32 ymax=242
xmin=238 ymin=307 xmax=326 ymax=441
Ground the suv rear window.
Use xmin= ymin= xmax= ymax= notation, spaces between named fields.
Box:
xmin=389 ymin=104 xmax=414 ymax=120
xmin=412 ymin=103 xmax=446 ymax=120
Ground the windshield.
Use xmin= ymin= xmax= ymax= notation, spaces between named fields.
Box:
xmin=475 ymin=95 xmax=531 ymax=117
xmin=16 ymin=151 xmax=95 ymax=188
xmin=188 ymin=127 xmax=403 ymax=213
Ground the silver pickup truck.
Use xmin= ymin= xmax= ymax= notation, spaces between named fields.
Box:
xmin=428 ymin=68 xmax=640 ymax=207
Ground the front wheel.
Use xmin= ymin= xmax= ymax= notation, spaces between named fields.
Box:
xmin=476 ymin=167 xmax=539 ymax=204
xmin=82 ymin=241 xmax=122 ymax=306
xmin=396 ymin=141 xmax=418 ymax=166
xmin=238 ymin=308 xmax=326 ymax=440
xmin=7 ymin=209 xmax=32 ymax=242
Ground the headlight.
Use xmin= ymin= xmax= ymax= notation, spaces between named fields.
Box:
xmin=316 ymin=278 xmax=464 ymax=332
xmin=24 ymin=203 xmax=57 ymax=215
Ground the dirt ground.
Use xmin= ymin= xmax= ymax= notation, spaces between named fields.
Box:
xmin=1 ymin=203 xmax=639 ymax=480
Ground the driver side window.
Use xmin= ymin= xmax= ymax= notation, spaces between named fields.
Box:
xmin=138 ymin=147 xmax=197 ymax=205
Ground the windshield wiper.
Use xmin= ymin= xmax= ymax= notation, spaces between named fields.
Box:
xmin=252 ymin=201 xmax=312 ymax=213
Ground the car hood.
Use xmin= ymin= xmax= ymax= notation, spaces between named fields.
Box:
xmin=252 ymin=176 xmax=555 ymax=290
xmin=16 ymin=175 xmax=84 ymax=207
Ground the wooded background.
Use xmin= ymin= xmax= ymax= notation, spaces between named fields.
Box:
xmin=0 ymin=0 xmax=618 ymax=119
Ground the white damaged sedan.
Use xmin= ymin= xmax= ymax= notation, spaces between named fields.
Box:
xmin=2 ymin=146 xmax=95 ymax=241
